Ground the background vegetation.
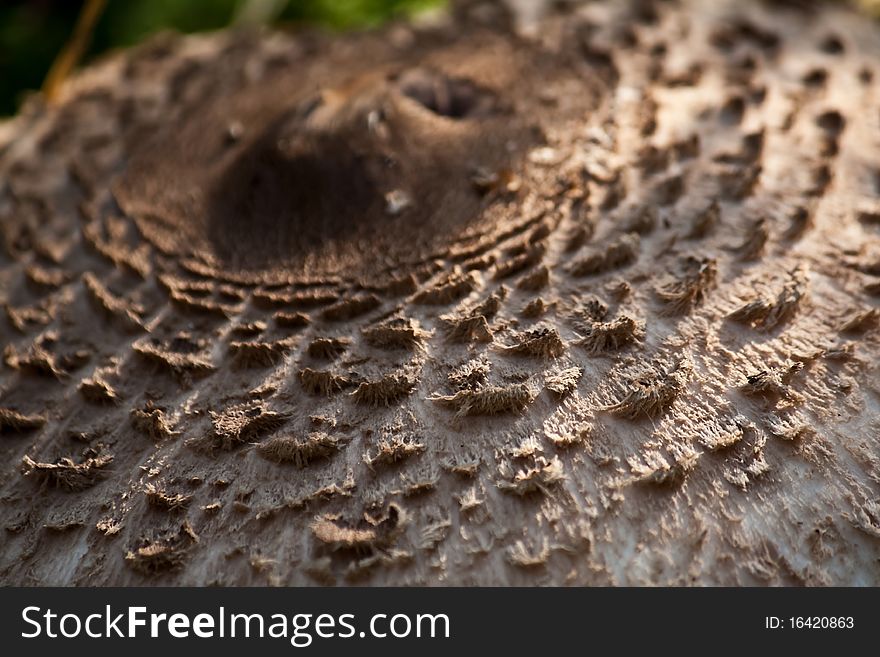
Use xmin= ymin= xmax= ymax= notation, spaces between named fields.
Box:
xmin=3 ymin=0 xmax=879 ymax=117
xmin=0 ymin=0 xmax=444 ymax=116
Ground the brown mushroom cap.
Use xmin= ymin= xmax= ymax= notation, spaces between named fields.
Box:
xmin=1 ymin=0 xmax=880 ymax=586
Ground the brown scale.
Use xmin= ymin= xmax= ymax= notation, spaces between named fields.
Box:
xmin=2 ymin=0 xmax=880 ymax=587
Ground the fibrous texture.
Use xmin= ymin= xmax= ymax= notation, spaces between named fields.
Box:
xmin=1 ymin=0 xmax=880 ymax=587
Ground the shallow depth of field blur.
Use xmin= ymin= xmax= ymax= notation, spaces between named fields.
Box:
xmin=3 ymin=0 xmax=880 ymax=118
xmin=0 ymin=0 xmax=446 ymax=116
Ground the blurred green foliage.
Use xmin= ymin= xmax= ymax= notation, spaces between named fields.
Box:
xmin=0 ymin=0 xmax=445 ymax=116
